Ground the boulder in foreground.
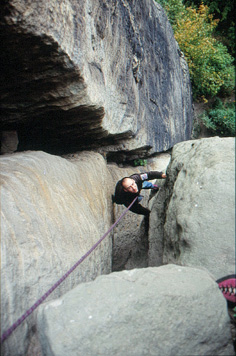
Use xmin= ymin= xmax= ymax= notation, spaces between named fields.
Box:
xmin=37 ymin=264 xmax=234 ymax=356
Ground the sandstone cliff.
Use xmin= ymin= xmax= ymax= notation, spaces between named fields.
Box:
xmin=1 ymin=0 xmax=193 ymax=157
xmin=1 ymin=0 xmax=235 ymax=355
xmin=1 ymin=139 xmax=235 ymax=356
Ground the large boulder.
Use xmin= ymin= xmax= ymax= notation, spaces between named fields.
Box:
xmin=1 ymin=0 xmax=193 ymax=156
xmin=149 ymin=137 xmax=235 ymax=280
xmin=1 ymin=151 xmax=113 ymax=356
xmin=36 ymin=264 xmax=234 ymax=356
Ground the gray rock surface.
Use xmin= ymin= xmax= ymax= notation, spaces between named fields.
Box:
xmin=1 ymin=151 xmax=113 ymax=356
xmin=149 ymin=137 xmax=235 ymax=280
xmin=36 ymin=264 xmax=234 ymax=356
xmin=1 ymin=0 xmax=193 ymax=155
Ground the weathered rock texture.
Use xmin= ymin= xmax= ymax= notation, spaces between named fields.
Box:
xmin=1 ymin=0 xmax=193 ymax=156
xmin=0 ymin=149 xmax=170 ymax=356
xmin=36 ymin=264 xmax=234 ymax=356
xmin=1 ymin=150 xmax=114 ymax=356
xmin=149 ymin=137 xmax=235 ymax=280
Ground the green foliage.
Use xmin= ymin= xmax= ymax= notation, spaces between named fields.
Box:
xmin=183 ymin=0 xmax=235 ymax=56
xmin=200 ymin=98 xmax=235 ymax=136
xmin=156 ymin=0 xmax=235 ymax=100
xmin=133 ymin=159 xmax=147 ymax=167
xmin=157 ymin=0 xmax=186 ymax=29
xmin=189 ymin=40 xmax=235 ymax=99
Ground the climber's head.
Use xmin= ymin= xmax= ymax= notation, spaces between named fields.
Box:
xmin=121 ymin=177 xmax=138 ymax=193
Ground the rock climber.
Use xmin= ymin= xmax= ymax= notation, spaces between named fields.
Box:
xmin=112 ymin=171 xmax=167 ymax=216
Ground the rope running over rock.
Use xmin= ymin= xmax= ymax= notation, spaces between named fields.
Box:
xmin=1 ymin=196 xmax=138 ymax=344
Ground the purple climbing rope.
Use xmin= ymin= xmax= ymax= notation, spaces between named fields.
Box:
xmin=1 ymin=196 xmax=138 ymax=344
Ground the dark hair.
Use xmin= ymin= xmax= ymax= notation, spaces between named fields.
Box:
xmin=121 ymin=177 xmax=130 ymax=187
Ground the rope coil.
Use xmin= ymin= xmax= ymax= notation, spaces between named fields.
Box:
xmin=1 ymin=196 xmax=138 ymax=344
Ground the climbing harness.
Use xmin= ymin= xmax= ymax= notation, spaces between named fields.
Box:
xmin=1 ymin=196 xmax=138 ymax=344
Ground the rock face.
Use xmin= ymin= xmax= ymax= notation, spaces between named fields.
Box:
xmin=36 ymin=264 xmax=234 ymax=356
xmin=1 ymin=0 xmax=193 ymax=156
xmin=149 ymin=137 xmax=235 ymax=280
xmin=1 ymin=151 xmax=114 ymax=356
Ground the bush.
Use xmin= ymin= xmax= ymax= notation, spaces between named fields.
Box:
xmin=183 ymin=0 xmax=235 ymax=56
xmin=173 ymin=4 xmax=234 ymax=99
xmin=157 ymin=0 xmax=186 ymax=28
xmin=133 ymin=159 xmax=147 ymax=167
xmin=200 ymin=98 xmax=235 ymax=136
xmin=156 ymin=1 xmax=235 ymax=100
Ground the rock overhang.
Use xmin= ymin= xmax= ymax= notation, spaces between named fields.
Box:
xmin=1 ymin=0 xmax=193 ymax=157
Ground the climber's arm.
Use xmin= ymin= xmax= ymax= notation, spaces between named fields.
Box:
xmin=143 ymin=171 xmax=166 ymax=180
xmin=124 ymin=201 xmax=150 ymax=216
